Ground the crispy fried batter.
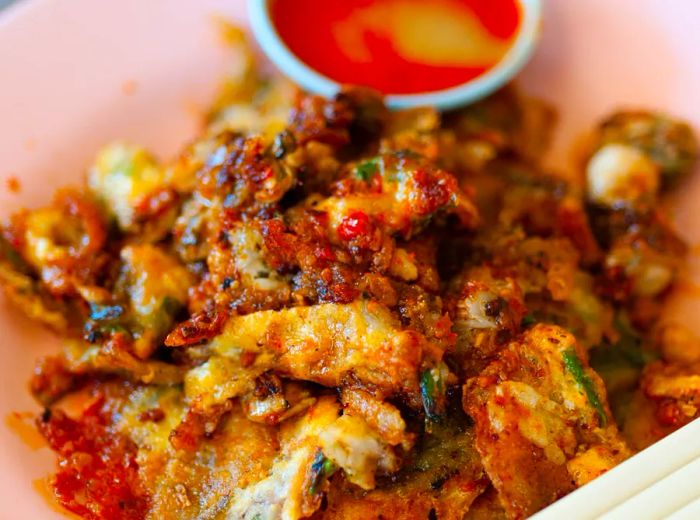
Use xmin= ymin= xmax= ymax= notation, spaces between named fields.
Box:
xmin=1 ymin=38 xmax=696 ymax=520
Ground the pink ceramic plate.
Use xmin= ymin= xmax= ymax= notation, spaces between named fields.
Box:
xmin=0 ymin=0 xmax=698 ymax=517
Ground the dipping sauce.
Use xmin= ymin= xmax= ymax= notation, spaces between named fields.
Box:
xmin=271 ymin=0 xmax=521 ymax=95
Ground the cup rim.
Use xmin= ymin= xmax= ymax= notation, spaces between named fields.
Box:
xmin=248 ymin=0 xmax=542 ymax=110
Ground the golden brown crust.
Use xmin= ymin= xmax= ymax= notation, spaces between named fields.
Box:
xmin=0 ymin=50 xmax=695 ymax=519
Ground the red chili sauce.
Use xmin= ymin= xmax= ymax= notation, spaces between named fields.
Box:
xmin=271 ymin=0 xmax=521 ymax=95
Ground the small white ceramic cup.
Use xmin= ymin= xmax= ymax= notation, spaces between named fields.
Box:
xmin=248 ymin=0 xmax=542 ymax=110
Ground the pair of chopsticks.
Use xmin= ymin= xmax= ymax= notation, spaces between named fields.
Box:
xmin=531 ymin=418 xmax=700 ymax=519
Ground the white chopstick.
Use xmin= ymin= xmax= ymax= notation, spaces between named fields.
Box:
xmin=530 ymin=418 xmax=700 ymax=520
xmin=667 ymin=495 xmax=700 ymax=520
xmin=601 ymin=456 xmax=700 ymax=519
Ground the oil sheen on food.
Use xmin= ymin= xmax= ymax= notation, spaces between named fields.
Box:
xmin=271 ymin=0 xmax=521 ymax=94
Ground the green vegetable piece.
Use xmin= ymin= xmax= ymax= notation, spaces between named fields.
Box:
xmin=420 ymin=366 xmax=446 ymax=423
xmin=104 ymin=324 xmax=131 ymax=336
xmin=590 ymin=314 xmax=656 ymax=373
xmin=151 ymin=296 xmax=184 ymax=336
xmin=308 ymin=450 xmax=337 ymax=495
xmin=0 ymin=235 xmax=30 ymax=273
xmin=589 ymin=313 xmax=658 ymax=417
xmin=355 ymin=158 xmax=379 ymax=181
xmin=521 ymin=314 xmax=537 ymax=328
xmin=160 ymin=296 xmax=183 ymax=316
xmin=562 ymin=348 xmax=607 ymax=426
xmin=612 ymin=314 xmax=653 ymax=367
